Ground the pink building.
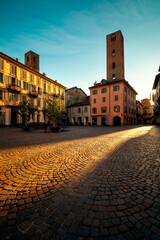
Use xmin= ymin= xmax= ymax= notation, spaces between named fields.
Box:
xmin=90 ymin=79 xmax=137 ymax=126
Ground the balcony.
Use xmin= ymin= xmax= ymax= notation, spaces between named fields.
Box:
xmin=0 ymin=82 xmax=6 ymax=90
xmin=28 ymin=91 xmax=38 ymax=98
xmin=53 ymin=93 xmax=60 ymax=98
xmin=5 ymin=101 xmax=19 ymax=107
xmin=7 ymin=84 xmax=21 ymax=93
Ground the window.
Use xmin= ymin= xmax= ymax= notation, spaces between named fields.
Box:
xmin=30 ymin=98 xmax=34 ymax=105
xmin=23 ymin=81 xmax=25 ymax=90
xmin=102 ymin=97 xmax=106 ymax=102
xmin=125 ymin=87 xmax=127 ymax=92
xmin=101 ymin=88 xmax=107 ymax=93
xmin=128 ymin=90 xmax=130 ymax=95
xmin=30 ymin=84 xmax=33 ymax=91
xmin=93 ymin=90 xmax=97 ymax=95
xmin=31 ymin=74 xmax=34 ymax=83
xmin=112 ymin=74 xmax=116 ymax=79
xmin=114 ymin=106 xmax=120 ymax=112
xmin=44 ymin=101 xmax=46 ymax=109
xmin=93 ymin=98 xmax=96 ymax=103
xmin=11 ymin=65 xmax=16 ymax=75
xmin=37 ymin=77 xmax=40 ymax=85
xmin=44 ymin=83 xmax=46 ymax=92
xmin=3 ymin=91 xmax=6 ymax=100
xmin=0 ymin=59 xmax=4 ymax=70
xmin=0 ymin=91 xmax=2 ymax=100
xmin=92 ymin=108 xmax=97 ymax=113
xmin=113 ymin=85 xmax=119 ymax=91
xmin=101 ymin=107 xmax=107 ymax=113
xmin=22 ymin=70 xmax=26 ymax=80
xmin=10 ymin=93 xmax=14 ymax=102
xmin=111 ymin=34 xmax=116 ymax=41
xmin=38 ymin=99 xmax=40 ymax=107
xmin=78 ymin=108 xmax=81 ymax=113
xmin=16 ymin=94 xmax=19 ymax=102
xmin=115 ymin=95 xmax=118 ymax=101
xmin=22 ymin=96 xmax=26 ymax=102
xmin=72 ymin=108 xmax=75 ymax=114
xmin=34 ymin=57 xmax=36 ymax=62
xmin=0 ymin=73 xmax=2 ymax=83
xmin=112 ymin=50 xmax=115 ymax=57
xmin=75 ymin=96 xmax=79 ymax=100
xmin=112 ymin=62 xmax=115 ymax=69
xmin=38 ymin=87 xmax=42 ymax=95
xmin=84 ymin=106 xmax=88 ymax=112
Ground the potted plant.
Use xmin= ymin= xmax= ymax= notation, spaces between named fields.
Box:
xmin=46 ymin=97 xmax=64 ymax=132
xmin=17 ymin=100 xmax=35 ymax=131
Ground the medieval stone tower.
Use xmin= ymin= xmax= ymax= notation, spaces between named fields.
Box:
xmin=106 ymin=30 xmax=125 ymax=81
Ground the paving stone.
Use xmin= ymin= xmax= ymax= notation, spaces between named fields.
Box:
xmin=0 ymin=126 xmax=160 ymax=239
xmin=77 ymin=225 xmax=90 ymax=236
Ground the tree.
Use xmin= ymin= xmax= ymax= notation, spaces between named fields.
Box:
xmin=17 ymin=100 xmax=35 ymax=126
xmin=46 ymin=97 xmax=64 ymax=127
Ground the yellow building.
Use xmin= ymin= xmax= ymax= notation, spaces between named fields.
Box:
xmin=0 ymin=51 xmax=66 ymax=125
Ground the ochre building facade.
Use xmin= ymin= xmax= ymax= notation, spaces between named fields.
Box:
xmin=0 ymin=51 xmax=66 ymax=125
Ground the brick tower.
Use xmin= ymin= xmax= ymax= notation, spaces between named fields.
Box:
xmin=25 ymin=51 xmax=39 ymax=72
xmin=106 ymin=30 xmax=125 ymax=81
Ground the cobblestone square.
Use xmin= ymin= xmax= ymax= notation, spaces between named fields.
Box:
xmin=0 ymin=125 xmax=160 ymax=239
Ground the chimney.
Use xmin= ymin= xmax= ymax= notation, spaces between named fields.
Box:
xmin=43 ymin=73 xmax=46 ymax=77
xmin=16 ymin=58 xmax=18 ymax=61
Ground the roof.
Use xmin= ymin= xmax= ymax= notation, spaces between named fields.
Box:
xmin=66 ymin=96 xmax=90 ymax=108
xmin=65 ymin=86 xmax=87 ymax=96
xmin=0 ymin=52 xmax=66 ymax=89
xmin=89 ymin=79 xmax=137 ymax=95
xmin=153 ymin=73 xmax=160 ymax=89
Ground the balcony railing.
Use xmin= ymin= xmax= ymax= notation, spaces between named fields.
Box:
xmin=28 ymin=91 xmax=38 ymax=98
xmin=53 ymin=93 xmax=60 ymax=98
xmin=7 ymin=84 xmax=21 ymax=93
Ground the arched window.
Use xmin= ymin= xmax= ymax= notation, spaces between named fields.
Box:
xmin=112 ymin=62 xmax=115 ymax=68
xmin=112 ymin=50 xmax=115 ymax=56
xmin=112 ymin=74 xmax=116 ymax=79
xmin=111 ymin=35 xmax=116 ymax=41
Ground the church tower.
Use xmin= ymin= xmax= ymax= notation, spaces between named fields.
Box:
xmin=25 ymin=51 xmax=39 ymax=72
xmin=106 ymin=30 xmax=125 ymax=81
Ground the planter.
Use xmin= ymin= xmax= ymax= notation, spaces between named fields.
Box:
xmin=49 ymin=126 xmax=61 ymax=132
xmin=21 ymin=126 xmax=31 ymax=132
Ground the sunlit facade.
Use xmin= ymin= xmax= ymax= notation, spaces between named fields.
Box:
xmin=89 ymin=79 xmax=137 ymax=126
xmin=141 ymin=98 xmax=154 ymax=124
xmin=152 ymin=71 xmax=160 ymax=125
xmin=0 ymin=51 xmax=66 ymax=125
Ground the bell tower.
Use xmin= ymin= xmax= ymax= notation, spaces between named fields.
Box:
xmin=106 ymin=30 xmax=125 ymax=81
xmin=25 ymin=51 xmax=39 ymax=72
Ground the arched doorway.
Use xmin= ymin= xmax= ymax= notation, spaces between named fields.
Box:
xmin=113 ymin=116 xmax=121 ymax=126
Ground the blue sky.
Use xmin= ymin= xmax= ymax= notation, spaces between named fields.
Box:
xmin=1 ymin=0 xmax=160 ymax=100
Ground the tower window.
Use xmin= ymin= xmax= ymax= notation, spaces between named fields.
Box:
xmin=111 ymin=35 xmax=116 ymax=41
xmin=112 ymin=74 xmax=116 ymax=80
xmin=27 ymin=56 xmax=29 ymax=61
xmin=112 ymin=62 xmax=115 ymax=69
xmin=34 ymin=57 xmax=36 ymax=62
xmin=112 ymin=50 xmax=115 ymax=56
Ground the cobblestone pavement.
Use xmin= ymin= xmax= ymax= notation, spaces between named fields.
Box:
xmin=0 ymin=125 xmax=160 ymax=240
